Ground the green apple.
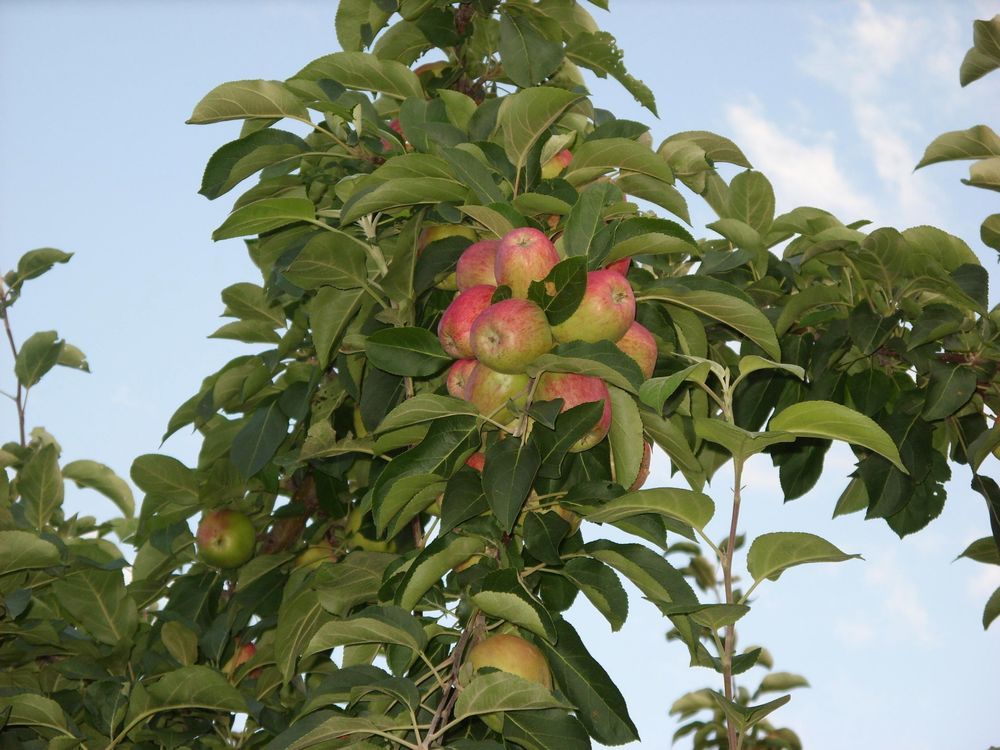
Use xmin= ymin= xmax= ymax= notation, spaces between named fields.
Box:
xmin=463 ymin=363 xmax=530 ymax=423
xmin=196 ymin=509 xmax=256 ymax=569
xmin=465 ymin=633 xmax=552 ymax=689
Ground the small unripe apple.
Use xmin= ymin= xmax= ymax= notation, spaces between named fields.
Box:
xmin=550 ymin=269 xmax=635 ymax=344
xmin=495 ymin=228 xmax=560 ymax=298
xmin=541 ymin=149 xmax=572 ymax=179
xmin=446 ymin=358 xmax=477 ymax=399
xmin=456 ymin=239 xmax=500 ymax=289
xmin=466 ymin=633 xmax=552 ymax=689
xmin=466 ymin=452 xmax=486 ymax=471
xmin=614 ymin=321 xmax=658 ymax=379
xmin=470 ymin=299 xmax=553 ymax=374
xmin=196 ymin=509 xmax=256 ymax=569
xmin=343 ymin=507 xmax=396 ymax=553
xmin=439 ymin=285 xmax=496 ymax=359
xmin=534 ymin=372 xmax=612 ymax=452
xmin=418 ymin=223 xmax=478 ymax=251
xmin=629 ymin=441 xmax=653 ymax=492
xmin=222 ymin=642 xmax=257 ymax=676
xmin=293 ymin=544 xmax=337 ymax=570
xmin=414 ymin=60 xmax=449 ymax=79
xmin=464 ymin=363 xmax=530 ymax=423
xmin=605 ymin=256 xmax=631 ymax=276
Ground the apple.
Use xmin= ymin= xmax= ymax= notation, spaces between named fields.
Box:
xmin=550 ymin=269 xmax=635 ymax=343
xmin=293 ymin=543 xmax=336 ymax=570
xmin=446 ymin=358 xmax=477 ymax=398
xmin=419 ymin=224 xmax=478 ymax=290
xmin=629 ymin=441 xmax=653 ymax=492
xmin=541 ymin=148 xmax=573 ymax=179
xmin=464 ymin=363 xmax=530 ymax=423
xmin=456 ymin=239 xmax=500 ymax=289
xmin=343 ymin=507 xmax=396 ymax=553
xmin=222 ymin=642 xmax=257 ymax=676
xmin=438 ymin=285 xmax=496 ymax=359
xmin=534 ymin=372 xmax=612 ymax=452
xmin=605 ymin=256 xmax=631 ymax=276
xmin=614 ymin=320 xmax=658 ymax=379
xmin=466 ymin=452 xmax=486 ymax=471
xmin=196 ymin=509 xmax=256 ymax=569
xmin=466 ymin=633 xmax=552 ymax=689
xmin=470 ymin=298 xmax=553 ymax=373
xmin=495 ymin=227 xmax=560 ymax=298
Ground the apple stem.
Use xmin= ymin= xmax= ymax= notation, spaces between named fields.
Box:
xmin=721 ymin=454 xmax=744 ymax=750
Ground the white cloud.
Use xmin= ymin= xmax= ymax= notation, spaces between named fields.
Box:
xmin=725 ymin=103 xmax=877 ymax=221
xmin=967 ymin=564 xmax=1000 ymax=599
xmin=833 ymin=614 xmax=876 ymax=647
xmin=865 ymin=553 xmax=935 ymax=644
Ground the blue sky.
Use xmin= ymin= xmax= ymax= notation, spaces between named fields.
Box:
xmin=1 ymin=1 xmax=998 ymax=748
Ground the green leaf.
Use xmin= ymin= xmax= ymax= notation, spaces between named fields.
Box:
xmin=18 ymin=443 xmax=63 ymax=530
xmin=560 ymin=557 xmax=628 ymax=631
xmin=187 ymin=79 xmax=308 ymax=124
xmin=264 ymin=711 xmax=399 ymax=750
xmin=309 ymin=287 xmax=365 ymax=368
xmin=756 ymin=672 xmax=810 ymax=695
xmin=585 ymin=540 xmax=698 ymax=606
xmin=200 ymin=129 xmax=309 ymax=199
xmin=638 ymin=362 xmax=712 ymax=414
xmin=527 ymin=256 xmax=588 ymax=326
xmin=727 ymin=171 xmax=775 ymax=234
xmin=500 ymin=87 xmax=584 ymax=171
xmin=775 ymin=283 xmax=844 ymax=336
xmin=472 ymin=569 xmax=557 ymax=642
xmin=221 ymin=282 xmax=286 ymax=326
xmin=528 ymin=340 xmax=644 ymax=393
xmin=128 ymin=666 xmax=247 ymax=728
xmin=440 ymin=147 xmax=505 ymax=204
xmin=454 ymin=672 xmax=567 ymax=721
xmin=499 ymin=10 xmax=564 ymax=88
xmin=14 ymin=330 xmax=64 ymax=388
xmin=583 ymin=486 xmax=714 ymax=530
xmin=231 ymin=401 xmax=290 ymax=478
xmin=458 ymin=204 xmax=517 ymax=237
xmin=660 ymin=130 xmax=752 ymax=167
xmin=160 ymin=621 xmax=198 ymax=666
xmin=62 ymin=460 xmax=135 ymax=518
xmin=315 ymin=551 xmax=395 ymax=616
xmin=502 ymin=708 xmax=592 ymax=750
xmin=566 ymin=137 xmax=673 ymax=186
xmin=0 ymin=694 xmax=75 ymax=738
xmin=562 ymin=183 xmax=615 ymax=259
xmin=305 ymin=606 xmax=427 ymax=656
xmin=955 ymin=537 xmax=1000 ymax=565
xmin=6 ymin=248 xmax=72 ymax=289
xmin=365 ymin=327 xmax=451 ymax=377
xmin=709 ymin=691 xmax=790 ymax=734
xmin=961 ymin=17 xmax=1000 ymax=86
xmin=746 ymin=531 xmax=862 ymax=583
xmin=566 ymin=30 xmax=656 ymax=115
xmin=639 ymin=411 xmax=705 ymax=491
xmin=131 ymin=454 xmax=198 ymax=499
xmin=608 ymin=386 xmax=644 ymax=489
xmin=335 ymin=0 xmax=394 ymax=52
xmin=693 ymin=418 xmax=795 ymax=461
xmin=532 ymin=401 xmax=607 ymax=479
xmin=395 ymin=533 xmax=485 ymax=610
xmin=483 ymin=439 xmax=541 ymax=532
xmin=615 ymin=173 xmax=690 ymax=223
xmin=283 ymin=230 xmax=370 ymax=290
xmin=769 ymin=400 xmax=906 ymax=471
xmin=274 ymin=584 xmax=329 ymax=682
xmin=213 ymin=197 xmax=315 ymax=240
xmin=373 ymin=20 xmax=431 ymax=66
xmin=440 ymin=468 xmax=487 ymax=535
xmin=639 ymin=280 xmax=780 ymax=360
xmin=535 ymin=619 xmax=639 ymax=745
xmin=52 ymin=568 xmax=137 ymax=646
xmin=376 ymin=394 xmax=478 ymax=434
xmin=962 ymin=156 xmax=1000 ymax=191
xmin=922 ymin=362 xmax=977 ymax=421
xmin=982 ymin=214 xmax=1000 ymax=252
xmin=209 ymin=320 xmax=281 ymax=344
xmin=915 ymin=125 xmax=1000 ymax=168
xmin=0 ymin=530 xmax=60 ymax=573
xmin=984 ymin=585 xmax=1000 ymax=630
xmin=292 ymin=51 xmax=424 ymax=101
xmin=341 ymin=178 xmax=470 ymax=224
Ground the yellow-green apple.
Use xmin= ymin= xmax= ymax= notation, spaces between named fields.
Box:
xmin=293 ymin=543 xmax=336 ymax=570
xmin=465 ymin=633 xmax=552 ymax=689
xmin=550 ymin=269 xmax=635 ymax=343
xmin=438 ymin=285 xmax=496 ymax=359
xmin=541 ymin=148 xmax=572 ymax=179
xmin=614 ymin=320 xmax=657 ymax=379
xmin=629 ymin=441 xmax=653 ymax=492
xmin=464 ymin=363 xmax=530 ymax=422
xmin=419 ymin=224 xmax=478 ymax=290
xmin=456 ymin=239 xmax=499 ymax=289
xmin=495 ymin=227 xmax=560 ymax=298
xmin=343 ymin=507 xmax=396 ymax=553
xmin=470 ymin=298 xmax=553 ymax=373
xmin=605 ymin=256 xmax=630 ymax=276
xmin=196 ymin=509 xmax=256 ymax=569
xmin=446 ymin=358 xmax=477 ymax=398
xmin=534 ymin=372 xmax=612 ymax=452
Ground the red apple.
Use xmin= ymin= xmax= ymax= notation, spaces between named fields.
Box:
xmin=629 ymin=442 xmax=653 ymax=492
xmin=464 ymin=363 xmax=530 ymax=423
xmin=534 ymin=372 xmax=612 ymax=452
xmin=447 ymin=358 xmax=477 ymax=398
xmin=495 ymin=227 xmax=560 ymax=298
xmin=456 ymin=239 xmax=500 ymax=289
xmin=541 ymin=148 xmax=573 ymax=179
xmin=466 ymin=633 xmax=552 ymax=689
xmin=438 ymin=285 xmax=496 ymax=359
xmin=466 ymin=452 xmax=486 ymax=471
xmin=223 ymin=642 xmax=257 ymax=676
xmin=196 ymin=509 xmax=256 ymax=569
xmin=470 ymin=298 xmax=553 ymax=373
xmin=605 ymin=257 xmax=631 ymax=276
xmin=550 ymin=269 xmax=635 ymax=343
xmin=614 ymin=320 xmax=657 ymax=379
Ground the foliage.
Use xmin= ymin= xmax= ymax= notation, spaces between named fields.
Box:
xmin=3 ymin=3 xmax=999 ymax=749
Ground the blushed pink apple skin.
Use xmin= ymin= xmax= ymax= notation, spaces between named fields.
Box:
xmin=534 ymin=372 xmax=612 ymax=452
xmin=606 ymin=257 xmax=631 ymax=276
xmin=541 ymin=149 xmax=573 ymax=180
xmin=495 ymin=228 xmax=560 ymax=298
xmin=550 ymin=269 xmax=635 ymax=344
xmin=470 ymin=299 xmax=553 ymax=374
xmin=447 ymin=358 xmax=477 ymax=398
xmin=466 ymin=452 xmax=486 ymax=472
xmin=614 ymin=321 xmax=657 ymax=379
xmin=438 ymin=285 xmax=496 ymax=359
xmin=464 ymin=363 xmax=530 ymax=423
xmin=456 ymin=240 xmax=500 ymax=290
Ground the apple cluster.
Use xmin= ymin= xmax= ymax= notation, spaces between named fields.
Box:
xmin=438 ymin=227 xmax=658 ymax=453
